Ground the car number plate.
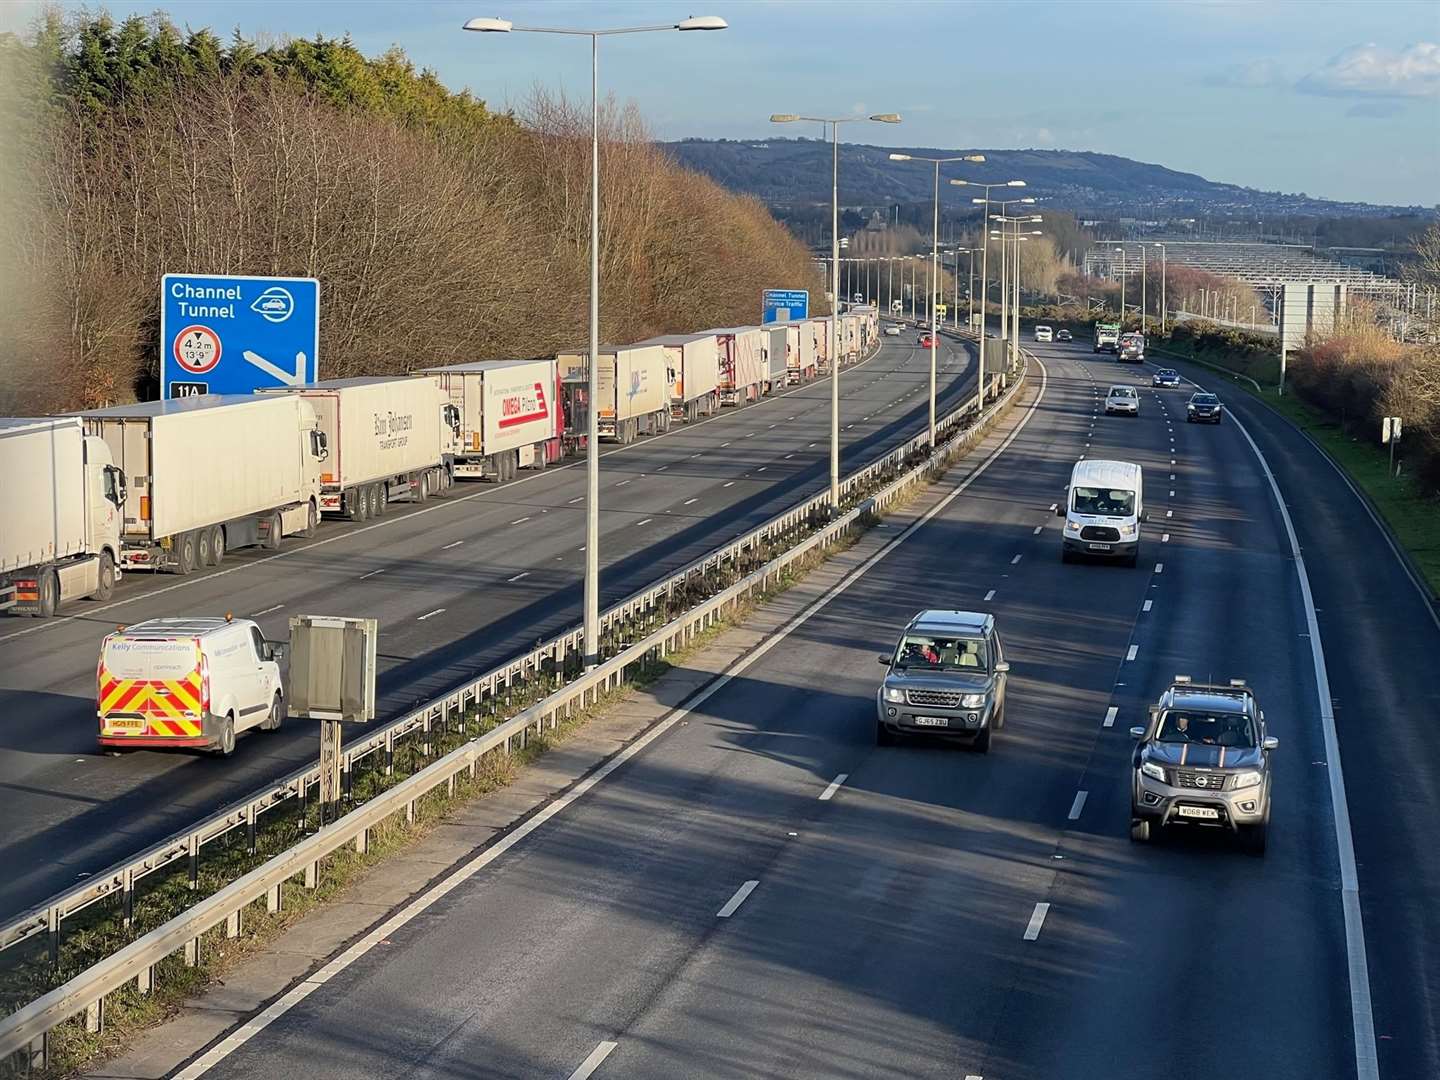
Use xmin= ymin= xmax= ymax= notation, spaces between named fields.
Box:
xmin=1088 ymin=542 xmax=1111 ymax=551
xmin=1177 ymin=805 xmax=1219 ymax=820
xmin=912 ymin=717 xmax=949 ymax=727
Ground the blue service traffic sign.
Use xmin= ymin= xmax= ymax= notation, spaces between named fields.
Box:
xmin=762 ymin=289 xmax=809 ymax=324
xmin=161 ymin=273 xmax=319 ymax=398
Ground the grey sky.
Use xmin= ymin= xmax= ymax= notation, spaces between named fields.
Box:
xmin=13 ymin=0 xmax=1440 ymax=206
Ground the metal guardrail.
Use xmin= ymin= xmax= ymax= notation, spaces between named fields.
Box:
xmin=0 ymin=330 xmax=975 ymax=963
xmin=0 ymin=337 xmax=1025 ymax=1070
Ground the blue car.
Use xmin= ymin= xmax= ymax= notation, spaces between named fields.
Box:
xmin=1152 ymin=368 xmax=1181 ymax=388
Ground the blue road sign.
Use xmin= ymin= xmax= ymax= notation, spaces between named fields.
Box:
xmin=762 ymin=289 xmax=809 ymax=324
xmin=161 ymin=274 xmax=319 ymax=398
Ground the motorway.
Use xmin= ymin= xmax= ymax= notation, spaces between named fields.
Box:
xmin=171 ymin=338 xmax=1440 ymax=1080
xmin=0 ymin=330 xmax=979 ymax=919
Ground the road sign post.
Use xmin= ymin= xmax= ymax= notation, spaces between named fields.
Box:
xmin=1382 ymin=416 xmax=1402 ymax=478
xmin=161 ymin=274 xmax=319 ymax=398
xmin=762 ymin=289 xmax=810 ymax=325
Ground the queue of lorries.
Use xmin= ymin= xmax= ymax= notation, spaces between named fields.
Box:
xmin=1 ymin=309 xmax=879 ymax=621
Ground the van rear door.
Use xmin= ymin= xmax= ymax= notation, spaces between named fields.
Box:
xmin=98 ymin=635 xmax=206 ymax=744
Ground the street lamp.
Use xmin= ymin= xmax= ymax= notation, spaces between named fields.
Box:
xmin=467 ymin=12 xmax=727 ymax=670
xmin=950 ymin=178 xmax=1024 ymax=415
xmin=1152 ymin=242 xmax=1168 ymax=332
xmin=772 ymin=111 xmax=902 ymax=510
xmin=994 ymin=216 xmax=1042 ymax=375
xmin=889 ymin=152 xmax=984 ymax=448
xmin=1113 ymin=247 xmax=1127 ymax=325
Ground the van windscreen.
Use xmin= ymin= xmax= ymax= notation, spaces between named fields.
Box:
xmin=1072 ymin=486 xmax=1135 ymax=516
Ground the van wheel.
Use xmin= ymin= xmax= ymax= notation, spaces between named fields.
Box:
xmin=300 ymin=501 xmax=318 ymax=538
xmin=34 ymin=568 xmax=59 ymax=617
xmin=214 ymin=713 xmax=236 ymax=756
xmin=176 ymin=531 xmax=198 ymax=574
xmin=261 ymin=693 xmax=284 ymax=732
xmin=95 ymin=552 xmax=116 ymax=601
xmin=262 ymin=512 xmax=282 ymax=550
xmin=209 ymin=526 xmax=226 ymax=565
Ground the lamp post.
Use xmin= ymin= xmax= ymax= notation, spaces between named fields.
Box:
xmin=888 ymin=152 xmax=985 ymax=448
xmin=1114 ymin=247 xmax=1127 ymax=325
xmin=771 ymin=111 xmax=901 ymax=510
xmin=951 ymin=178 xmax=1025 ymax=415
xmin=467 ymin=12 xmax=727 ymax=670
xmin=1152 ymin=242 xmax=1167 ymax=332
xmin=993 ymin=217 xmax=1041 ymax=375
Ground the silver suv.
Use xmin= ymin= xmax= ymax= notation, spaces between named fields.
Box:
xmin=1129 ymin=677 xmax=1278 ymax=853
xmin=876 ymin=610 xmax=1010 ymax=752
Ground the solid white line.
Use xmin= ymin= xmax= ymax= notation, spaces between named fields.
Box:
xmin=507 ymin=572 xmax=529 ymax=582
xmin=1126 ymin=644 xmax=1138 ymax=661
xmin=1023 ymin=902 xmax=1050 ymax=941
xmin=1143 ymin=599 xmax=1153 ymax=612
xmin=567 ymin=1041 xmax=619 ymax=1080
xmin=1103 ymin=706 xmax=1118 ymax=728
xmin=442 ymin=540 xmax=464 ymax=550
xmin=416 ymin=608 xmax=445 ymax=621
xmin=250 ymin=604 xmax=284 ymax=617
xmin=510 ymin=516 xmax=531 ymax=525
xmin=1227 ymin=402 xmax=1380 ymax=1079
xmin=634 ymin=518 xmax=653 ymax=527
xmin=171 ymin=349 xmax=1039 ymax=1080
xmin=683 ymin=498 xmax=699 ymax=506
xmin=1067 ymin=791 xmax=1088 ymax=820
xmin=717 ymin=879 xmax=760 ymax=918
xmin=359 ymin=568 xmax=385 ymax=580
xmin=1011 ymin=554 xmax=1022 ymax=565
xmin=819 ymin=773 xmax=849 ymax=801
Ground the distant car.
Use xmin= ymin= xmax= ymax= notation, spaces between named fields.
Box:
xmin=1130 ymin=676 xmax=1277 ymax=853
xmin=919 ymin=335 xmax=934 ymax=347
xmin=1034 ymin=325 xmax=1053 ymax=342
xmin=1187 ymin=392 xmax=1222 ymax=423
xmin=1055 ymin=329 xmax=1072 ymax=342
xmin=876 ymin=609 xmax=1011 ymax=752
xmin=884 ymin=324 xmax=901 ymax=336
xmin=1104 ymin=384 xmax=1140 ymax=416
xmin=1152 ymin=369 xmax=1181 ymax=388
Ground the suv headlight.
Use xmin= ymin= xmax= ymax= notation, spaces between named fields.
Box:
xmin=883 ymin=686 xmax=905 ymax=703
xmin=960 ymin=693 xmax=985 ymax=709
xmin=1140 ymin=760 xmax=1167 ymax=783
xmin=1231 ymin=769 xmax=1263 ymax=790
xmin=1187 ymin=403 xmax=1196 ymax=411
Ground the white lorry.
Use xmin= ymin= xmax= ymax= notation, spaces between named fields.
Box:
xmin=413 ymin=359 xmax=563 ymax=482
xmin=762 ymin=325 xmax=791 ymax=396
xmin=786 ymin=322 xmax=817 ymax=384
xmin=262 ymin=377 xmax=458 ymax=517
xmin=709 ymin=327 xmax=765 ymax=406
xmin=636 ymin=333 xmax=721 ymax=423
xmin=82 ymin=394 xmax=326 ymax=574
xmin=557 ymin=344 xmax=670 ymax=444
xmin=1 ymin=417 xmax=127 ymax=617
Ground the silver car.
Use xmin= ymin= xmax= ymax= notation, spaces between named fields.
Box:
xmin=1104 ymin=384 xmax=1140 ymax=416
xmin=876 ymin=610 xmax=1010 ymax=752
xmin=1130 ymin=677 xmax=1278 ymax=853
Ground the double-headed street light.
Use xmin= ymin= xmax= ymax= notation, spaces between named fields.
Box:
xmin=950 ymin=178 xmax=1025 ymax=414
xmin=889 ymin=152 xmax=985 ymax=449
xmin=467 ymin=13 xmax=727 ymax=670
xmin=772 ymin=111 xmax=902 ymax=510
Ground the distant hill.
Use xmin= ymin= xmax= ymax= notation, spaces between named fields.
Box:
xmin=663 ymin=138 xmax=1429 ymax=220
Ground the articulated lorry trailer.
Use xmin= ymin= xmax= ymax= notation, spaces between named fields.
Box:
xmin=557 ymin=344 xmax=670 ymax=445
xmin=710 ymin=327 xmax=765 ymax=406
xmin=636 ymin=333 xmax=721 ymax=423
xmin=262 ymin=377 xmax=459 ymax=517
xmin=1 ymin=417 xmax=126 ymax=617
xmin=785 ymin=321 xmax=817 ymax=384
xmin=82 ymin=394 xmax=326 ymax=574
xmin=413 ymin=359 xmax=564 ymax=482
xmin=762 ymin=326 xmax=790 ymax=395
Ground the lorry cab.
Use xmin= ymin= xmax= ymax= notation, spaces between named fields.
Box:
xmin=1058 ymin=459 xmax=1145 ymax=566
xmin=98 ymin=616 xmax=285 ymax=756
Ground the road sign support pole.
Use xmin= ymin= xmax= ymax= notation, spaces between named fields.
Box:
xmin=319 ymin=720 xmax=342 ymax=826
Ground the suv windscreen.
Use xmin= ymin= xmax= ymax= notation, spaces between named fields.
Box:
xmin=1072 ymin=486 xmax=1135 ymax=516
xmin=894 ymin=635 xmax=988 ymax=672
xmin=1156 ymin=710 xmax=1254 ymax=747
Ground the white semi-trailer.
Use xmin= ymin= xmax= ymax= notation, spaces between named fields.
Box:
xmin=413 ymin=359 xmax=564 ymax=482
xmin=557 ymin=344 xmax=670 ymax=444
xmin=83 ymin=394 xmax=326 ymax=574
xmin=635 ymin=333 xmax=720 ymax=422
xmin=263 ymin=377 xmax=458 ymax=517
xmin=0 ymin=417 xmax=126 ymax=617
xmin=762 ymin=326 xmax=790 ymax=396
xmin=784 ymin=322 xmax=816 ymax=385
xmin=710 ymin=327 xmax=765 ymax=405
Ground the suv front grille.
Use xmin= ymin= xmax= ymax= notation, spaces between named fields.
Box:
xmin=1175 ymin=769 xmax=1226 ymax=791
xmin=1081 ymin=526 xmax=1120 ymax=541
xmin=906 ymin=689 xmax=962 ymax=708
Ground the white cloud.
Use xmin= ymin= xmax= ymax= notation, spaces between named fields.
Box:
xmin=1205 ymin=59 xmax=1287 ymax=88
xmin=1299 ymin=41 xmax=1440 ymax=98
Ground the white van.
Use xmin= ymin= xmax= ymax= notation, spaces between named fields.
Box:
xmin=98 ymin=616 xmax=286 ymax=755
xmin=1057 ymin=459 xmax=1146 ymax=566
xmin=1034 ymin=325 xmax=1053 ymax=342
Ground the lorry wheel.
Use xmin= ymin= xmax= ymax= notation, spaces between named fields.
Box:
xmin=414 ymin=474 xmax=428 ymax=504
xmin=261 ymin=692 xmax=284 ymax=732
xmin=350 ymin=491 xmax=369 ymax=523
xmin=198 ymin=527 xmax=217 ymax=567
xmin=300 ymin=502 xmax=318 ymax=538
xmin=34 ymin=568 xmax=59 ymax=617
xmin=176 ymin=531 xmax=198 ymax=575
xmin=209 ymin=526 xmax=226 ymax=565
xmin=213 ymin=713 xmax=236 ymax=756
xmin=371 ymin=484 xmax=387 ymax=516
xmin=95 ymin=552 xmax=115 ymax=601
xmin=262 ymin=512 xmax=282 ymax=550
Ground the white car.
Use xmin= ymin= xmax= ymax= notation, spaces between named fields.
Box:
xmin=1104 ymin=385 xmax=1140 ymax=416
xmin=884 ymin=325 xmax=902 ymax=336
xmin=97 ymin=616 xmax=286 ymax=756
xmin=1034 ymin=325 xmax=1053 ymax=342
